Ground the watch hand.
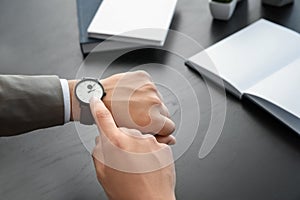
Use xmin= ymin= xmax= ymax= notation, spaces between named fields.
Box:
xmin=88 ymin=89 xmax=96 ymax=93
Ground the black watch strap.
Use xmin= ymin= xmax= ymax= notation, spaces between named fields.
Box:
xmin=80 ymin=104 xmax=94 ymax=125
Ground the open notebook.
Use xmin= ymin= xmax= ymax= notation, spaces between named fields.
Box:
xmin=186 ymin=19 xmax=300 ymax=134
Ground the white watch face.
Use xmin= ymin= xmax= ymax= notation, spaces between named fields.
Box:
xmin=75 ymin=79 xmax=104 ymax=104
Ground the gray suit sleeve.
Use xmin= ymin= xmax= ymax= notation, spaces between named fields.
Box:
xmin=0 ymin=75 xmax=65 ymax=136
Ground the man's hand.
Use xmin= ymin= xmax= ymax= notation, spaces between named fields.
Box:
xmin=90 ymin=98 xmax=176 ymax=200
xmin=69 ymin=71 xmax=176 ymax=144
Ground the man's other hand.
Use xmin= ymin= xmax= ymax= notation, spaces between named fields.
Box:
xmin=90 ymin=97 xmax=176 ymax=200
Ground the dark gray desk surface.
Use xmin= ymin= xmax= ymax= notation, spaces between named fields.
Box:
xmin=1 ymin=0 xmax=300 ymax=199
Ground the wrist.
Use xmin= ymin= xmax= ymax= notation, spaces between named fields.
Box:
xmin=68 ymin=80 xmax=80 ymax=121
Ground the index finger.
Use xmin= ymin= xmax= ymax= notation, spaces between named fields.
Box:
xmin=89 ymin=97 xmax=119 ymax=138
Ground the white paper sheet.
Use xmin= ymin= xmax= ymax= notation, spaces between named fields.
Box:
xmin=190 ymin=19 xmax=300 ymax=93
xmin=246 ymin=58 xmax=300 ymax=119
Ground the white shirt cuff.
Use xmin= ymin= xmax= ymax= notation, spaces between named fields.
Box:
xmin=60 ymin=79 xmax=71 ymax=123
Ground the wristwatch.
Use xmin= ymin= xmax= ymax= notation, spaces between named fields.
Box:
xmin=75 ymin=78 xmax=106 ymax=125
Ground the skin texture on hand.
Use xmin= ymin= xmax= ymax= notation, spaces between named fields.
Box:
xmin=90 ymin=97 xmax=176 ymax=200
xmin=68 ymin=71 xmax=176 ymax=145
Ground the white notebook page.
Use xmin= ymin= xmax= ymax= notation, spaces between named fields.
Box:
xmin=246 ymin=58 xmax=300 ymax=118
xmin=199 ymin=19 xmax=300 ymax=93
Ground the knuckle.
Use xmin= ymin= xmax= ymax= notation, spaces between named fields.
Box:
xmin=113 ymin=139 xmax=122 ymax=148
xmin=158 ymin=143 xmax=170 ymax=150
xmin=135 ymin=70 xmax=151 ymax=79
xmin=149 ymin=96 xmax=162 ymax=105
xmin=143 ymin=82 xmax=157 ymax=92
xmin=95 ymin=110 xmax=111 ymax=119
xmin=147 ymin=135 xmax=158 ymax=144
xmin=109 ymin=136 xmax=124 ymax=149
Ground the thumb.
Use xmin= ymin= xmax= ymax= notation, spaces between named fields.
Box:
xmin=89 ymin=97 xmax=118 ymax=137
